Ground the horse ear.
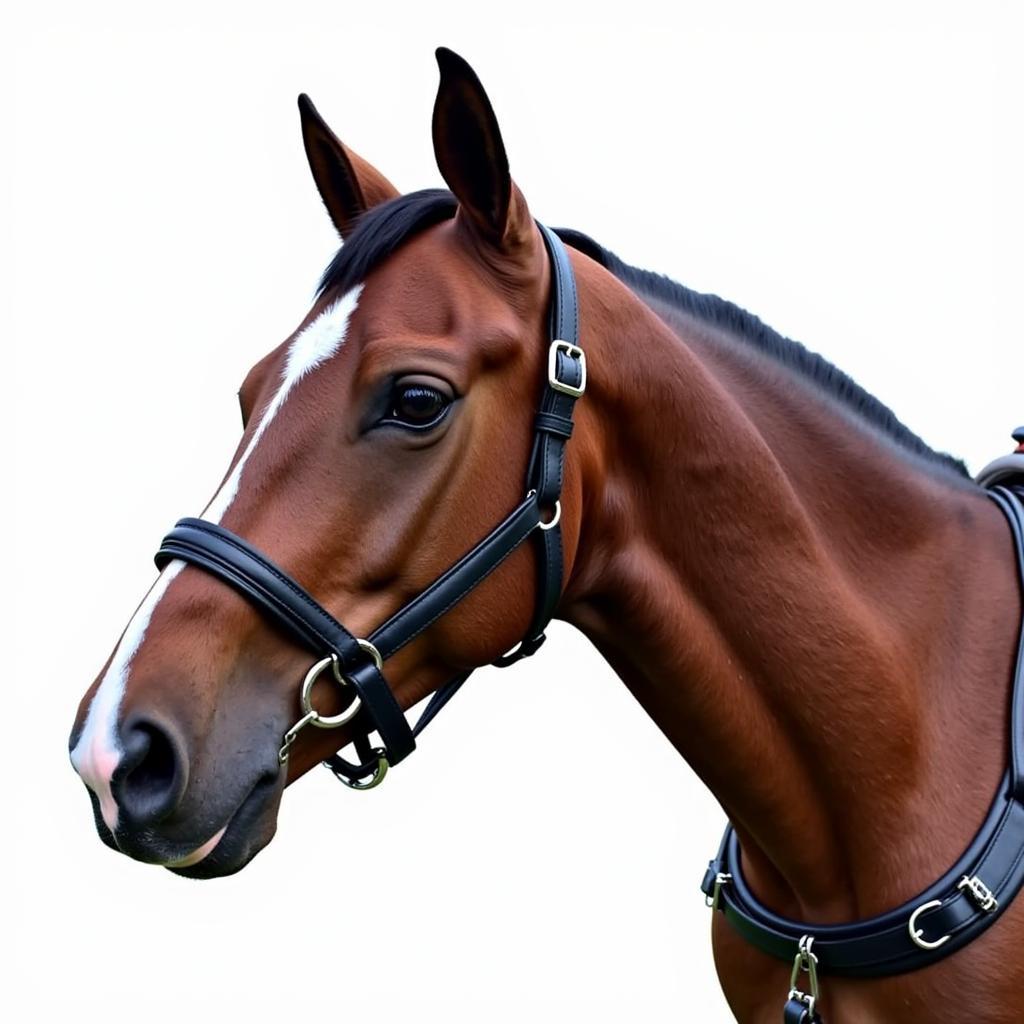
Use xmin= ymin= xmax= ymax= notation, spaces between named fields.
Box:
xmin=298 ymin=93 xmax=400 ymax=238
xmin=432 ymin=48 xmax=531 ymax=250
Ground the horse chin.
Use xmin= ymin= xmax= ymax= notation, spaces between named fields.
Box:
xmin=85 ymin=772 xmax=285 ymax=879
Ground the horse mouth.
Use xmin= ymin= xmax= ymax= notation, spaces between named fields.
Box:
xmin=166 ymin=773 xmax=284 ymax=879
xmin=86 ymin=770 xmax=285 ymax=879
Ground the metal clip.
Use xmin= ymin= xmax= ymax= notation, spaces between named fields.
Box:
xmin=958 ymin=874 xmax=998 ymax=913
xmin=787 ymin=935 xmax=821 ymax=1019
xmin=279 ymin=709 xmax=318 ymax=764
xmin=705 ymin=871 xmax=732 ymax=911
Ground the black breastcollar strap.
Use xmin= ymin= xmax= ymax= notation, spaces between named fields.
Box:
xmin=701 ymin=484 xmax=1024 ymax=991
xmin=155 ymin=222 xmax=583 ymax=787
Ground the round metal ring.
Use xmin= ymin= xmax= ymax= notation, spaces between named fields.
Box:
xmin=538 ymin=500 xmax=561 ymax=531
xmin=300 ymin=654 xmax=362 ymax=729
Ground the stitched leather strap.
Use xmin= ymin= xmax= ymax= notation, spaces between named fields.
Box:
xmin=156 ymin=517 xmax=364 ymax=668
xmin=701 ymin=484 xmax=1024 ymax=979
xmin=515 ymin=223 xmax=583 ymax=654
xmin=368 ymin=493 xmax=543 ymax=660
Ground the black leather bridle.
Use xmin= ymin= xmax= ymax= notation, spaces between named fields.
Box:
xmin=702 ymin=475 xmax=1024 ymax=1023
xmin=154 ymin=222 xmax=583 ymax=789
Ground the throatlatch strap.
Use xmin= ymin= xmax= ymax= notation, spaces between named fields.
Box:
xmin=700 ymin=484 xmax=1024 ymax=981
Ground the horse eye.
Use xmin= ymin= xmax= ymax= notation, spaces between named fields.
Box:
xmin=388 ymin=383 xmax=451 ymax=428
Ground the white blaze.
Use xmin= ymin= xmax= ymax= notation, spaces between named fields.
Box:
xmin=70 ymin=287 xmax=363 ymax=837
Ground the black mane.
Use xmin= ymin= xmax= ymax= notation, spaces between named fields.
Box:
xmin=317 ymin=191 xmax=968 ymax=478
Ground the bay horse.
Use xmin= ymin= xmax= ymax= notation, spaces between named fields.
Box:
xmin=68 ymin=49 xmax=1024 ymax=1023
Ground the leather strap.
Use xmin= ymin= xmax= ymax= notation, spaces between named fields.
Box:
xmin=515 ymin=223 xmax=583 ymax=654
xmin=367 ymin=493 xmax=543 ymax=660
xmin=701 ymin=484 xmax=1024 ymax=979
xmin=156 ymin=517 xmax=364 ymax=668
xmin=783 ymin=997 xmax=821 ymax=1023
xmin=990 ymin=486 xmax=1024 ymax=800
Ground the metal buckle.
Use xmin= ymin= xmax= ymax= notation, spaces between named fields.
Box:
xmin=548 ymin=340 xmax=586 ymax=397
xmin=958 ymin=874 xmax=999 ymax=913
xmin=787 ymin=936 xmax=820 ymax=1019
xmin=907 ymin=899 xmax=951 ymax=950
xmin=705 ymin=871 xmax=732 ymax=910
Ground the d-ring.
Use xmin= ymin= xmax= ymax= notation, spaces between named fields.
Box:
xmin=356 ymin=637 xmax=384 ymax=670
xmin=337 ymin=749 xmax=389 ymax=790
xmin=300 ymin=654 xmax=362 ymax=729
xmin=527 ymin=489 xmax=562 ymax=532
xmin=539 ymin=500 xmax=561 ymax=531
xmin=908 ymin=899 xmax=951 ymax=950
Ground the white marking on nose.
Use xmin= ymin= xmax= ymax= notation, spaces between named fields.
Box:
xmin=70 ymin=560 xmax=186 ymax=830
xmin=204 ymin=286 xmax=363 ymax=522
xmin=71 ymin=287 xmax=363 ymax=830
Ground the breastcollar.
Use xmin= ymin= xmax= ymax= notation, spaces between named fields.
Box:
xmin=701 ymin=481 xmax=1024 ymax=981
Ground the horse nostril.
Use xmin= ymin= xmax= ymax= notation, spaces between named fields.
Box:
xmin=113 ymin=720 xmax=187 ymax=827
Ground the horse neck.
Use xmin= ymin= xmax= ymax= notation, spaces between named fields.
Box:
xmin=562 ymin=265 xmax=1021 ymax=921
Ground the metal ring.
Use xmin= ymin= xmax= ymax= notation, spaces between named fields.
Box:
xmin=538 ymin=500 xmax=561 ymax=531
xmin=908 ymin=899 xmax=951 ymax=950
xmin=526 ymin=489 xmax=562 ymax=533
xmin=300 ymin=654 xmax=362 ymax=729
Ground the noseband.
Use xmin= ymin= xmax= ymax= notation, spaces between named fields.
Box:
xmin=154 ymin=223 xmax=583 ymax=789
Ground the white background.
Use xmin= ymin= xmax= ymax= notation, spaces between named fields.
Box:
xmin=6 ymin=3 xmax=1022 ymax=1022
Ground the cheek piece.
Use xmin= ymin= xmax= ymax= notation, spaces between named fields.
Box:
xmin=155 ymin=222 xmax=584 ymax=790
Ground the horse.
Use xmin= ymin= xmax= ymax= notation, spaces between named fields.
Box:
xmin=68 ymin=49 xmax=1024 ymax=1023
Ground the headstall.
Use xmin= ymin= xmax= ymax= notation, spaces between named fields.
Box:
xmin=155 ymin=222 xmax=583 ymax=790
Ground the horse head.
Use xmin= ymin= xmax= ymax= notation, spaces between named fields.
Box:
xmin=69 ymin=49 xmax=588 ymax=876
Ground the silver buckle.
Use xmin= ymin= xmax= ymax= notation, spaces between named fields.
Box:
xmin=705 ymin=871 xmax=732 ymax=910
xmin=907 ymin=899 xmax=951 ymax=950
xmin=958 ymin=874 xmax=999 ymax=913
xmin=548 ymin=340 xmax=586 ymax=397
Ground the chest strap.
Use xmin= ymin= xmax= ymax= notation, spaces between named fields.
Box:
xmin=701 ymin=484 xmax=1024 ymax=985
